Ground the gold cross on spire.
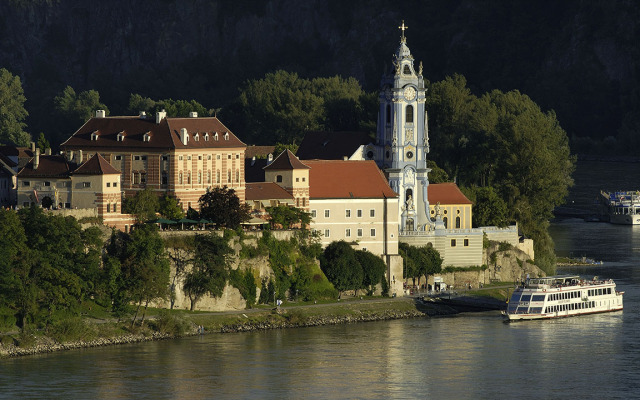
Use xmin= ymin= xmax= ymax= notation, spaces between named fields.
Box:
xmin=399 ymin=20 xmax=408 ymax=41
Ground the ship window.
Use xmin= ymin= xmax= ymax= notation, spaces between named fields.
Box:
xmin=530 ymin=307 xmax=542 ymax=314
xmin=531 ymin=295 xmax=545 ymax=302
xmin=520 ymin=294 xmax=531 ymax=302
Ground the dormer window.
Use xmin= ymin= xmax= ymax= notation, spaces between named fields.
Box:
xmin=204 ymin=133 xmax=209 ymax=141
xmin=224 ymin=132 xmax=229 ymax=140
xmin=214 ymin=132 xmax=219 ymax=141
xmin=91 ymin=131 xmax=99 ymax=141
xmin=194 ymin=133 xmax=199 ymax=142
xmin=143 ymin=132 xmax=151 ymax=142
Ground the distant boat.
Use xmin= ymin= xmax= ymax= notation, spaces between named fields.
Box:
xmin=598 ymin=190 xmax=640 ymax=225
xmin=503 ymin=275 xmax=623 ymax=321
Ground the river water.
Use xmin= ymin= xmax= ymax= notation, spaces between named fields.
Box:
xmin=2 ymin=160 xmax=640 ymax=399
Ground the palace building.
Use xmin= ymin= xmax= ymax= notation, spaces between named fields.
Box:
xmin=60 ymin=110 xmax=246 ymax=211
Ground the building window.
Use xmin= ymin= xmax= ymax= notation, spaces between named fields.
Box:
xmin=187 ymin=172 xmax=191 ymax=184
xmin=346 ymin=228 xmax=351 ymax=237
xmin=228 ymin=154 xmax=231 ymax=159
xmin=311 ymin=210 xmax=316 ymax=218
xmin=44 ymin=181 xmax=50 ymax=186
xmin=296 ymin=177 xmax=299 ymax=182
xmin=106 ymin=182 xmax=111 ymax=187
xmin=207 ymin=155 xmax=212 ymax=160
xmin=133 ymin=174 xmax=140 ymax=184
xmin=357 ymin=228 xmax=363 ymax=237
xmin=370 ymin=209 xmax=375 ymax=218
xmin=23 ymin=181 xmax=30 ymax=186
xmin=113 ymin=182 xmax=118 ymax=188
xmin=324 ymin=229 xmax=330 ymax=238
xmin=276 ymin=175 xmax=283 ymax=183
xmin=406 ymin=105 xmax=414 ymax=123
xmin=216 ymin=155 xmax=221 ymax=159
xmin=227 ymin=170 xmax=231 ymax=182
xmin=464 ymin=239 xmax=469 ymax=246
xmin=216 ymin=170 xmax=221 ymax=183
xmin=198 ymin=171 xmax=202 ymax=184
xmin=134 ymin=155 xmax=140 ymax=161
xmin=443 ymin=217 xmax=448 ymax=228
xmin=162 ymin=173 xmax=168 ymax=185
xmin=456 ymin=216 xmax=461 ymax=229
xmin=162 ymin=155 xmax=168 ymax=161
xmin=357 ymin=209 xmax=362 ymax=218
xmin=106 ymin=203 xmax=111 ymax=213
xmin=302 ymin=177 xmax=306 ymax=182
xmin=115 ymin=155 xmax=122 ymax=161
xmin=82 ymin=182 xmax=91 ymax=188
xmin=188 ymin=156 xmax=191 ymax=160
xmin=236 ymin=154 xmax=240 ymax=159
xmin=403 ymin=65 xmax=411 ymax=74
xmin=198 ymin=155 xmax=202 ymax=160
xmin=451 ymin=239 xmax=456 ymax=247
xmin=207 ymin=171 xmax=211 ymax=184
xmin=370 ymin=228 xmax=376 ymax=237
xmin=179 ymin=156 xmax=183 ymax=161
xmin=346 ymin=209 xmax=351 ymax=218
xmin=324 ymin=210 xmax=330 ymax=218
xmin=235 ymin=170 xmax=240 ymax=183
xmin=386 ymin=104 xmax=391 ymax=124
xmin=179 ymin=172 xmax=183 ymax=185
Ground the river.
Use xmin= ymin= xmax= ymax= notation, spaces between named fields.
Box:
xmin=2 ymin=160 xmax=640 ymax=399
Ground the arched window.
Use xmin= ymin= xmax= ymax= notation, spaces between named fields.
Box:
xmin=406 ymin=105 xmax=414 ymax=123
xmin=386 ymin=104 xmax=391 ymax=124
xmin=443 ymin=217 xmax=448 ymax=228
xmin=235 ymin=170 xmax=240 ymax=183
xmin=198 ymin=171 xmax=202 ymax=184
xmin=227 ymin=170 xmax=231 ymax=182
xmin=207 ymin=171 xmax=211 ymax=184
xmin=403 ymin=65 xmax=411 ymax=74
xmin=216 ymin=170 xmax=220 ymax=183
xmin=187 ymin=172 xmax=191 ymax=184
xmin=456 ymin=216 xmax=461 ymax=229
xmin=178 ymin=172 xmax=183 ymax=185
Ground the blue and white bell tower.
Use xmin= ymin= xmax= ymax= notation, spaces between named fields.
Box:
xmin=375 ymin=21 xmax=431 ymax=232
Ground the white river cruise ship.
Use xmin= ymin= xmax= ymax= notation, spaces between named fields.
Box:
xmin=503 ymin=275 xmax=624 ymax=321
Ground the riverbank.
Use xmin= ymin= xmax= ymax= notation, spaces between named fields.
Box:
xmin=0 ymin=297 xmax=438 ymax=358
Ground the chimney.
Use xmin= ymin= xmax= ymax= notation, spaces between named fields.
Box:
xmin=180 ymin=128 xmax=189 ymax=146
xmin=96 ymin=110 xmax=106 ymax=118
xmin=30 ymin=142 xmax=36 ymax=152
xmin=251 ymin=156 xmax=256 ymax=166
xmin=267 ymin=153 xmax=273 ymax=164
xmin=67 ymin=150 xmax=74 ymax=161
xmin=33 ymin=149 xmax=40 ymax=169
xmin=45 ymin=148 xmax=51 ymax=156
xmin=78 ymin=150 xmax=83 ymax=164
xmin=343 ymin=156 xmax=348 ymax=161
xmin=189 ymin=111 xmax=198 ymax=118
xmin=139 ymin=111 xmax=147 ymax=118
xmin=156 ymin=109 xmax=167 ymax=124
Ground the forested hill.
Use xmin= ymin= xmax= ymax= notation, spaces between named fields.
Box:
xmin=1 ymin=0 xmax=639 ymax=152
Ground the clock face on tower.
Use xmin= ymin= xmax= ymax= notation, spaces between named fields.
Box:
xmin=404 ymin=86 xmax=416 ymax=101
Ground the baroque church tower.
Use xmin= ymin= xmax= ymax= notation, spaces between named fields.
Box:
xmin=375 ymin=22 xmax=431 ymax=232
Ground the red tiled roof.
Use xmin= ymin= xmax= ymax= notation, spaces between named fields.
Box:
xmin=264 ymin=149 xmax=310 ymax=170
xmin=245 ymin=182 xmax=294 ymax=201
xmin=428 ymin=183 xmax=472 ymax=205
xmin=73 ymin=153 xmax=121 ymax=175
xmin=296 ymin=131 xmax=373 ymax=160
xmin=245 ymin=145 xmax=275 ymax=159
xmin=17 ymin=155 xmax=75 ymax=179
xmin=60 ymin=115 xmax=245 ymax=151
xmin=304 ymin=160 xmax=397 ymax=199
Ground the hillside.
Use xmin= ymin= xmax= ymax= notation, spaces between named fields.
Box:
xmin=1 ymin=0 xmax=639 ymax=150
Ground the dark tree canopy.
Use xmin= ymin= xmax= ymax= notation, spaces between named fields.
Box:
xmin=199 ymin=186 xmax=250 ymax=229
xmin=0 ymin=68 xmax=30 ymax=146
xmin=320 ymin=241 xmax=363 ymax=297
xmin=183 ymin=233 xmax=232 ymax=310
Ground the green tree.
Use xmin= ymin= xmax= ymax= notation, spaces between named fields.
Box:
xmin=124 ymin=224 xmax=170 ymax=326
xmin=53 ymin=86 xmax=108 ymax=145
xmin=128 ymin=94 xmax=212 ymax=117
xmin=159 ymin=195 xmax=185 ymax=220
xmin=0 ymin=68 xmax=30 ymax=146
xmin=320 ymin=241 xmax=363 ymax=297
xmin=266 ymin=205 xmax=311 ymax=229
xmin=36 ymin=132 xmax=50 ymax=152
xmin=122 ymin=188 xmax=160 ymax=223
xmin=183 ymin=233 xmax=232 ymax=310
xmin=399 ymin=243 xmax=442 ymax=287
xmin=355 ymin=250 xmax=387 ymax=296
xmin=462 ymin=186 xmax=509 ymax=227
xmin=199 ymin=186 xmax=250 ymax=229
xmin=427 ymin=160 xmax=450 ymax=184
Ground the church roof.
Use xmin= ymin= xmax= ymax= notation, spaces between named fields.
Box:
xmin=296 ymin=131 xmax=372 ymax=160
xmin=263 ymin=149 xmax=310 ymax=170
xmin=61 ymin=115 xmax=245 ymax=151
xmin=428 ymin=183 xmax=472 ymax=205
xmin=73 ymin=153 xmax=121 ymax=175
xmin=17 ymin=155 xmax=75 ymax=179
xmin=245 ymin=182 xmax=294 ymax=201
xmin=304 ymin=160 xmax=397 ymax=199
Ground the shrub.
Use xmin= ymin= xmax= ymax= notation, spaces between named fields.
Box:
xmin=149 ymin=310 xmax=189 ymax=336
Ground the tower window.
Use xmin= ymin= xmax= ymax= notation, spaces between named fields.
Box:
xmin=406 ymin=105 xmax=414 ymax=123
xmin=403 ymin=65 xmax=411 ymax=74
xmin=386 ymin=105 xmax=391 ymax=124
